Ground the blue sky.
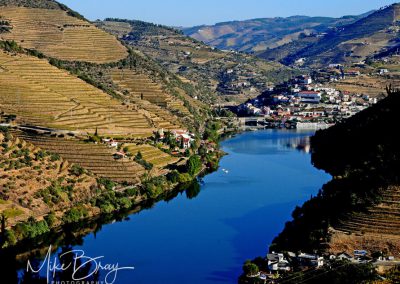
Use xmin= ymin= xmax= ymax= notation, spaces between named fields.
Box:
xmin=58 ymin=0 xmax=398 ymax=27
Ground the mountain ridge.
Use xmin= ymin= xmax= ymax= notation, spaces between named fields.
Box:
xmin=97 ymin=18 xmax=296 ymax=104
xmin=260 ymin=3 xmax=400 ymax=66
xmin=183 ymin=12 xmax=374 ymax=53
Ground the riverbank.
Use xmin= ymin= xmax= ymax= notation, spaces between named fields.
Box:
xmin=0 ymin=129 xmax=330 ymax=284
xmin=239 ymin=90 xmax=400 ymax=283
xmin=0 ymin=123 xmax=226 ymax=249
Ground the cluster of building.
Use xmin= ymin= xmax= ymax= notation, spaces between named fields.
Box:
xmin=217 ymin=65 xmax=269 ymax=97
xmin=266 ymin=251 xmax=324 ymax=273
xmin=100 ymin=129 xmax=196 ymax=161
xmin=170 ymin=129 xmax=195 ymax=149
xmin=238 ymin=74 xmax=379 ymax=127
xmin=254 ymin=250 xmax=397 ymax=283
xmin=155 ymin=128 xmax=196 ymax=150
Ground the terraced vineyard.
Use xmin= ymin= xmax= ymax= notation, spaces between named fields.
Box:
xmin=98 ymin=19 xmax=295 ymax=104
xmin=0 ymin=6 xmax=127 ymax=63
xmin=336 ymin=186 xmax=400 ymax=237
xmin=14 ymin=131 xmax=145 ymax=183
xmin=0 ymin=51 xmax=155 ymax=136
xmin=332 ymin=74 xmax=400 ymax=98
xmin=125 ymin=143 xmax=179 ymax=168
xmin=0 ymin=130 xmax=99 ymax=225
xmin=110 ymin=69 xmax=189 ymax=129
xmin=110 ymin=69 xmax=191 ymax=113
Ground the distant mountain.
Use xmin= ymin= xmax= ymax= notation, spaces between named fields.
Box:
xmin=261 ymin=3 xmax=400 ymax=66
xmin=183 ymin=13 xmax=372 ymax=53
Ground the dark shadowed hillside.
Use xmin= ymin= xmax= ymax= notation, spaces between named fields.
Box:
xmin=270 ymin=88 xmax=400 ymax=254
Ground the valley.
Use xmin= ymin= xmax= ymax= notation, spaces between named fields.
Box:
xmin=0 ymin=0 xmax=399 ymax=283
xmin=97 ymin=19 xmax=295 ymax=104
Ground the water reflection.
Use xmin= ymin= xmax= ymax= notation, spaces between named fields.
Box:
xmin=224 ymin=130 xmax=313 ymax=155
xmin=0 ymin=181 xmax=199 ymax=284
xmin=282 ymin=135 xmax=311 ymax=153
xmin=0 ymin=130 xmax=329 ymax=284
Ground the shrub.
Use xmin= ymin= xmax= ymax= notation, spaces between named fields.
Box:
xmin=143 ymin=176 xmax=168 ymax=198
xmin=178 ymin=173 xmax=193 ymax=183
xmin=44 ymin=212 xmax=57 ymax=227
xmin=135 ymin=151 xmax=143 ymax=160
xmin=69 ymin=164 xmax=85 ymax=177
xmin=0 ymin=40 xmax=22 ymax=53
xmin=3 ymin=229 xmax=17 ymax=247
xmin=95 ymin=191 xmax=119 ymax=213
xmin=243 ymin=260 xmax=259 ymax=277
xmin=13 ymin=218 xmax=50 ymax=240
xmin=166 ymin=170 xmax=180 ymax=183
xmin=186 ymin=155 xmax=202 ymax=176
xmin=118 ymin=197 xmax=132 ymax=209
xmin=125 ymin=187 xmax=137 ymax=197
xmin=50 ymin=153 xmax=60 ymax=161
xmin=62 ymin=206 xmax=88 ymax=224
xmin=97 ymin=178 xmax=115 ymax=191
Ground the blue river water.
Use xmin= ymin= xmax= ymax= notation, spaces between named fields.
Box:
xmin=17 ymin=130 xmax=331 ymax=284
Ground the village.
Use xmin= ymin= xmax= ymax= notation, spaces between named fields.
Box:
xmin=236 ymin=65 xmax=385 ymax=129
xmin=245 ymin=249 xmax=399 ymax=283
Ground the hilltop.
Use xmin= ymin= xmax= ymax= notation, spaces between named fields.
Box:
xmin=96 ymin=19 xmax=295 ymax=104
xmin=183 ymin=14 xmax=370 ymax=53
xmin=261 ymin=3 xmax=400 ymax=67
xmin=0 ymin=0 xmax=127 ymax=63
xmin=0 ymin=0 xmax=211 ymax=133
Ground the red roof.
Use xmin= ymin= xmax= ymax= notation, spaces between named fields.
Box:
xmin=299 ymin=91 xmax=320 ymax=95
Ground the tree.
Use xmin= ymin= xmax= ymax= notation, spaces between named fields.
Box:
xmin=135 ymin=151 xmax=143 ymax=161
xmin=243 ymin=260 xmax=259 ymax=277
xmin=187 ymin=155 xmax=202 ymax=176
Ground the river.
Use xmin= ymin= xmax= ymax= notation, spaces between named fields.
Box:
xmin=13 ymin=130 xmax=331 ymax=284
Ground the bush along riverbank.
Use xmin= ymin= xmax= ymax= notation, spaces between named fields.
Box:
xmin=0 ymin=178 xmax=203 ymax=281
xmin=239 ymin=88 xmax=400 ymax=283
xmin=0 ymin=121 xmax=225 ymax=249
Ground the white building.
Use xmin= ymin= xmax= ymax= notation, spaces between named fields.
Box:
xmin=267 ymin=253 xmax=291 ymax=272
xmin=379 ymin=69 xmax=389 ymax=75
xmin=297 ymin=91 xmax=321 ymax=104
xmin=298 ymin=253 xmax=324 ymax=268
